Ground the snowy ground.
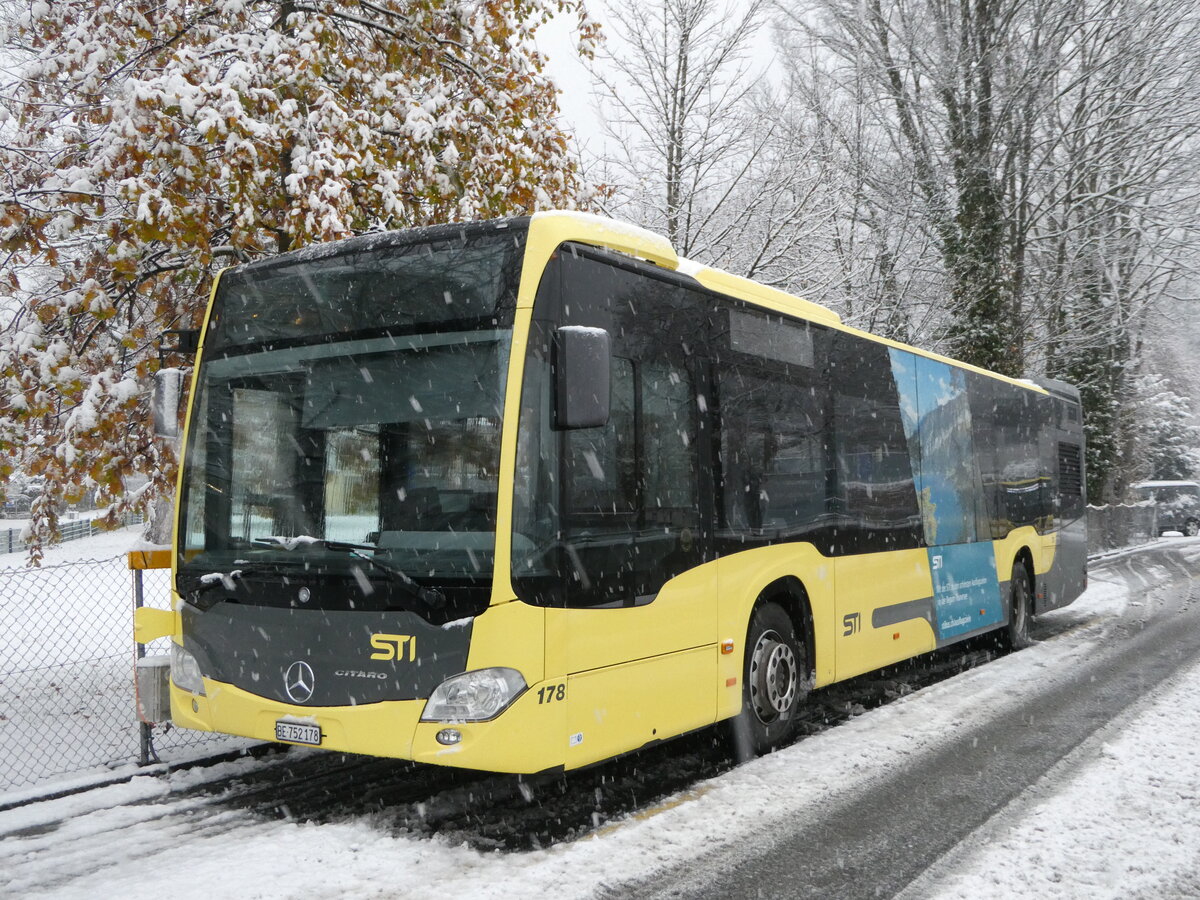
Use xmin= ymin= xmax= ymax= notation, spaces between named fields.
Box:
xmin=907 ymin=664 xmax=1200 ymax=898
xmin=2 ymin=539 xmax=1198 ymax=898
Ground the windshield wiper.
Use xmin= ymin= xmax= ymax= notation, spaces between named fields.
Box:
xmin=184 ymin=565 xmax=292 ymax=610
xmin=251 ymin=536 xmax=445 ymax=609
xmin=251 ymin=536 xmax=377 ymax=552
xmin=349 ymin=551 xmax=446 ymax=610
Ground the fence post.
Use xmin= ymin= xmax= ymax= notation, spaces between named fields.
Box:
xmin=132 ymin=566 xmax=152 ymax=767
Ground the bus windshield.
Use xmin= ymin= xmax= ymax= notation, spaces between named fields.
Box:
xmin=176 ymin=226 xmax=524 ymax=606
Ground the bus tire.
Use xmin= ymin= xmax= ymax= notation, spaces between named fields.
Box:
xmin=1006 ymin=563 xmax=1033 ymax=650
xmin=731 ymin=602 xmax=805 ymax=759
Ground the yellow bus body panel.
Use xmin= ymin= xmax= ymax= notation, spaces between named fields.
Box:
xmin=992 ymin=525 xmax=1057 ymax=584
xmin=833 ymin=549 xmax=937 ymax=682
xmin=562 ymin=646 xmax=716 ymax=768
xmin=463 ymin=597 xmax=546 ymax=685
xmin=543 ymin=563 xmax=719 ymax=763
xmin=544 ymin=562 xmax=717 ymax=676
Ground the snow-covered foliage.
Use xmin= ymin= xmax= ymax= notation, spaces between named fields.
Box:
xmin=0 ymin=0 xmax=598 ymax=562
xmin=1134 ymin=374 xmax=1200 ymax=482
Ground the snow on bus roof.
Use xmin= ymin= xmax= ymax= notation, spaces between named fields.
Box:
xmin=532 ymin=209 xmax=668 ymax=249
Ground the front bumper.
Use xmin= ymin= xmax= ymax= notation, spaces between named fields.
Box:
xmin=169 ymin=676 xmax=567 ymax=774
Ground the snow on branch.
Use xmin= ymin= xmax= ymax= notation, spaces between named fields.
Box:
xmin=0 ymin=0 xmax=599 ymax=561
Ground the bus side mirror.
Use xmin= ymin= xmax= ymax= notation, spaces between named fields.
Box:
xmin=151 ymin=368 xmax=188 ymax=439
xmin=553 ymin=326 xmax=611 ymax=429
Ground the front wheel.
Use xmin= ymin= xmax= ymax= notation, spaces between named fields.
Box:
xmin=1005 ymin=563 xmax=1034 ymax=650
xmin=1185 ymin=519 xmax=1199 ymax=537
xmin=730 ymin=602 xmax=806 ymax=759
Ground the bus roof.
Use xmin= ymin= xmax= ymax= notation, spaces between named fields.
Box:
xmin=529 ymin=210 xmax=1050 ymax=397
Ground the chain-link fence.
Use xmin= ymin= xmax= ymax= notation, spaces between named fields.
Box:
xmin=0 ymin=554 xmax=247 ymax=794
xmin=1087 ymin=503 xmax=1158 ymax=553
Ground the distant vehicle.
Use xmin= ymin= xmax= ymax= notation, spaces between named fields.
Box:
xmin=136 ymin=211 xmax=1088 ymax=773
xmin=1130 ymin=481 xmax=1200 ymax=536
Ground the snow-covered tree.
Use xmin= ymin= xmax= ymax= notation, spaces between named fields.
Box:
xmin=1134 ymin=374 xmax=1200 ymax=483
xmin=778 ymin=0 xmax=1092 ymax=376
xmin=591 ymin=0 xmax=766 ymax=255
xmin=1033 ymin=0 xmax=1200 ymax=500
xmin=774 ymin=0 xmax=1200 ymax=499
xmin=589 ymin=0 xmax=833 ymax=288
xmin=0 ymin=0 xmax=598 ymax=561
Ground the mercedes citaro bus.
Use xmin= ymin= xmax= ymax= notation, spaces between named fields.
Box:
xmin=135 ymin=211 xmax=1087 ymax=772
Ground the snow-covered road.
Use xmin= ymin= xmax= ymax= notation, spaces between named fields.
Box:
xmin=1 ymin=539 xmax=1198 ymax=899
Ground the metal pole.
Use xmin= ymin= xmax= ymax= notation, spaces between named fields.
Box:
xmin=132 ymin=567 xmax=152 ymax=767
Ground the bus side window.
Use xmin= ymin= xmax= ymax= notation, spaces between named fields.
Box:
xmin=562 ymin=357 xmax=638 ymax=604
xmin=714 ymin=305 xmax=829 ymax=553
xmin=637 ymin=358 xmax=700 ymax=591
xmin=968 ymin=373 xmax=1047 ymax=536
xmin=717 ymin=367 xmax=825 ymax=538
xmin=513 ymin=245 xmax=707 ymax=608
xmin=830 ymin=336 xmax=923 ymax=554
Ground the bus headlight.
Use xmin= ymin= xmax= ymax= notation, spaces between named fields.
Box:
xmin=420 ymin=668 xmax=526 ymax=722
xmin=170 ymin=644 xmax=206 ymax=696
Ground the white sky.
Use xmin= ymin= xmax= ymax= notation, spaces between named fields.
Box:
xmin=537 ymin=10 xmax=606 ymax=153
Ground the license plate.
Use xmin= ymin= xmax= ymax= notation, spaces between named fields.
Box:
xmin=275 ymin=720 xmax=322 ymax=746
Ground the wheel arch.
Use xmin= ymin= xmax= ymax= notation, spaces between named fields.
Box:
xmin=752 ymin=575 xmax=815 ymax=682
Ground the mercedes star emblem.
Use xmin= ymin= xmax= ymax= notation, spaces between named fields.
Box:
xmin=284 ymin=661 xmax=315 ymax=704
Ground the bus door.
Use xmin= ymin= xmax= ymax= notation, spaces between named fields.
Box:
xmin=539 ymin=353 xmax=716 ymax=766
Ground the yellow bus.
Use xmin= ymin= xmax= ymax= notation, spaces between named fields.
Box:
xmin=136 ymin=211 xmax=1087 ymax=772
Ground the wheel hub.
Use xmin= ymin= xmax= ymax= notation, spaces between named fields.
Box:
xmin=749 ymin=630 xmax=798 ymax=724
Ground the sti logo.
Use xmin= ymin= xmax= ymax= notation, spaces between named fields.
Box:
xmin=369 ymin=633 xmax=417 ymax=662
xmin=842 ymin=612 xmax=861 ymax=636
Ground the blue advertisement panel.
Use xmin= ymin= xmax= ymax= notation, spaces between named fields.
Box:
xmin=889 ymin=348 xmax=921 ymax=481
xmin=889 ymin=348 xmax=990 ymax=545
xmin=928 ymin=541 xmax=1004 ymax=640
xmin=889 ymin=348 xmax=1002 ymax=640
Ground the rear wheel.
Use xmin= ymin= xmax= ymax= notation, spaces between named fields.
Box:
xmin=1005 ymin=563 xmax=1034 ymax=650
xmin=1185 ymin=519 xmax=1199 ymax=537
xmin=731 ymin=602 xmax=806 ymax=759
